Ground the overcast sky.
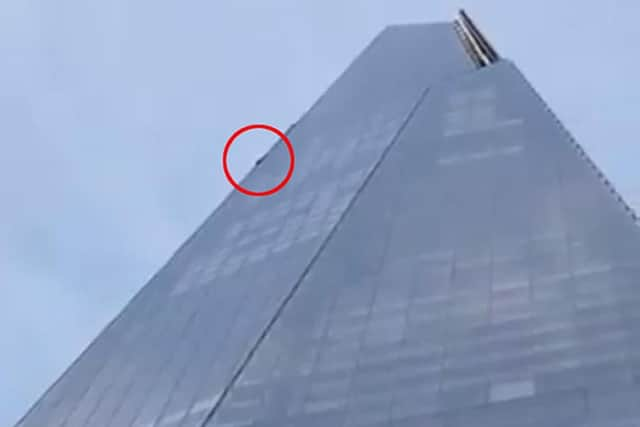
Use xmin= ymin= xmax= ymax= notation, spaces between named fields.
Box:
xmin=1 ymin=1 xmax=639 ymax=425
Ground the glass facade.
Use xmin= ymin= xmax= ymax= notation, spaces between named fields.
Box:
xmin=15 ymin=20 xmax=640 ymax=427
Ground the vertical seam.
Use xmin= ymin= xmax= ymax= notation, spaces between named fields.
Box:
xmin=198 ymin=83 xmax=433 ymax=427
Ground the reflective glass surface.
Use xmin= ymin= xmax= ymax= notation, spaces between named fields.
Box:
xmin=16 ymin=22 xmax=640 ymax=427
xmin=16 ymin=23 xmax=476 ymax=427
xmin=203 ymin=61 xmax=640 ymax=427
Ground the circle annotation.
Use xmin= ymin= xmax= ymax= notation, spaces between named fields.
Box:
xmin=222 ymin=124 xmax=295 ymax=197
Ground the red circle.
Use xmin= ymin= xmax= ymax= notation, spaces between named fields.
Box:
xmin=222 ymin=124 xmax=295 ymax=197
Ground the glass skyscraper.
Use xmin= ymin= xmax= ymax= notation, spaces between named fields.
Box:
xmin=16 ymin=11 xmax=640 ymax=427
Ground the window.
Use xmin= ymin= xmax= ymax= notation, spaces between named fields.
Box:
xmin=443 ymin=86 xmax=523 ymax=137
xmin=490 ymin=379 xmax=535 ymax=402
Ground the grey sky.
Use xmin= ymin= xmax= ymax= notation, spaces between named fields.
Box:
xmin=1 ymin=1 xmax=639 ymax=425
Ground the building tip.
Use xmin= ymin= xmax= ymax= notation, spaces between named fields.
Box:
xmin=454 ymin=9 xmax=500 ymax=67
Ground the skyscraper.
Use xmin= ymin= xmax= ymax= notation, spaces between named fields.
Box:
xmin=16 ymin=10 xmax=640 ymax=427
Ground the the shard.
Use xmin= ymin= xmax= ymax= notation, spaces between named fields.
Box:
xmin=16 ymin=10 xmax=640 ymax=427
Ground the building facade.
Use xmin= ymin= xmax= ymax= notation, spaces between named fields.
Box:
xmin=16 ymin=11 xmax=640 ymax=427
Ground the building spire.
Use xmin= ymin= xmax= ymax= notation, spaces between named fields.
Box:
xmin=454 ymin=9 xmax=500 ymax=67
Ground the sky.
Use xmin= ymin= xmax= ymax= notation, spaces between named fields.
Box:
xmin=1 ymin=1 xmax=639 ymax=425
